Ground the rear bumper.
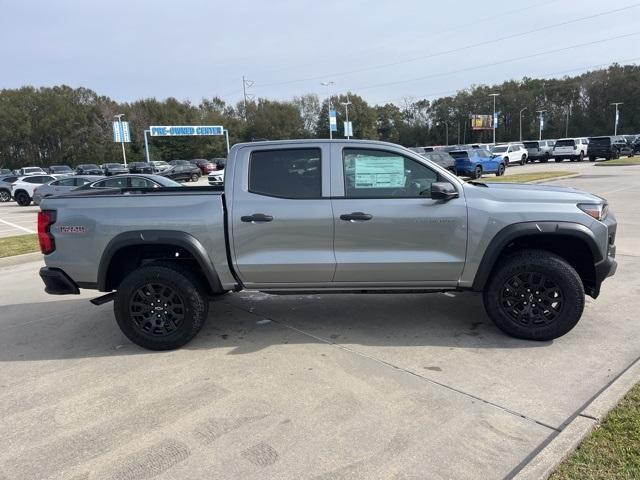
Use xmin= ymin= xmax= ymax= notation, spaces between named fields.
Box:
xmin=39 ymin=267 xmax=80 ymax=295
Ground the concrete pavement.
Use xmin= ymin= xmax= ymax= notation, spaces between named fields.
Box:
xmin=0 ymin=164 xmax=638 ymax=479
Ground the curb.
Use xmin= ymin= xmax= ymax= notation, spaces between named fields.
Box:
xmin=513 ymin=358 xmax=640 ymax=479
xmin=526 ymin=173 xmax=581 ymax=184
xmin=0 ymin=251 xmax=43 ymax=268
xmin=594 ymin=163 xmax=640 ymax=167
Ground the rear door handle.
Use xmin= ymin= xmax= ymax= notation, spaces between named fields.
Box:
xmin=241 ymin=213 xmax=273 ymax=223
xmin=340 ymin=212 xmax=373 ymax=221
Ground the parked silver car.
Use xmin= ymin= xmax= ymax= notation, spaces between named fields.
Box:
xmin=33 ymin=175 xmax=103 ymax=205
xmin=523 ymin=139 xmax=555 ymax=163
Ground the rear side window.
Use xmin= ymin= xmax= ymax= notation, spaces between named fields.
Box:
xmin=449 ymin=151 xmax=469 ymax=159
xmin=249 ymin=148 xmax=321 ymax=199
xmin=55 ymin=178 xmax=76 ymax=186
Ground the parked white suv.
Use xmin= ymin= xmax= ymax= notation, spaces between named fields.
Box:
xmin=11 ymin=174 xmax=57 ymax=206
xmin=490 ymin=143 xmax=528 ymax=166
xmin=553 ymin=138 xmax=589 ymax=162
xmin=16 ymin=167 xmax=47 ymax=176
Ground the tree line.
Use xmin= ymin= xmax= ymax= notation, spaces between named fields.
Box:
xmin=1 ymin=63 xmax=638 ymax=169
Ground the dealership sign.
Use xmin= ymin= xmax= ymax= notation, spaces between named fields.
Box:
xmin=149 ymin=125 xmax=224 ymax=137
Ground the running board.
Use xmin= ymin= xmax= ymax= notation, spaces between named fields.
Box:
xmin=90 ymin=292 xmax=115 ymax=305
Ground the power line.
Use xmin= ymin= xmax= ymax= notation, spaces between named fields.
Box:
xmin=354 ymin=30 xmax=640 ymax=91
xmin=257 ymin=0 xmax=560 ymax=77
xmin=254 ymin=3 xmax=640 ymax=90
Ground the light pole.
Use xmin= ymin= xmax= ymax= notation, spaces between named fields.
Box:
xmin=489 ymin=93 xmax=500 ymax=144
xmin=611 ymin=102 xmax=623 ymax=135
xmin=340 ymin=96 xmax=352 ymax=139
xmin=536 ymin=110 xmax=547 ymax=141
xmin=114 ymin=114 xmax=127 ymax=165
xmin=144 ymin=129 xmax=150 ymax=163
xmin=519 ymin=107 xmax=527 ymax=141
xmin=321 ymin=81 xmax=335 ymax=139
xmin=565 ymin=104 xmax=572 ymax=138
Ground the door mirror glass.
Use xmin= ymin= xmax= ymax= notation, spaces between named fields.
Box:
xmin=429 ymin=182 xmax=458 ymax=200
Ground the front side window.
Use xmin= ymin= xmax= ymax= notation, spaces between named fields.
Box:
xmin=95 ymin=177 xmax=127 ymax=188
xmin=249 ymin=148 xmax=321 ymax=199
xmin=56 ymin=178 xmax=76 ymax=186
xmin=130 ymin=177 xmax=158 ymax=188
xmin=343 ymin=149 xmax=439 ymax=198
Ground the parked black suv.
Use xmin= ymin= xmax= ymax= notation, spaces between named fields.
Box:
xmin=75 ymin=164 xmax=103 ymax=175
xmin=420 ymin=151 xmax=455 ymax=172
xmin=158 ymin=164 xmax=201 ymax=182
xmin=48 ymin=165 xmax=74 ymax=174
xmin=588 ymin=136 xmax=634 ymax=161
xmin=128 ymin=162 xmax=155 ymax=174
xmin=103 ymin=163 xmax=130 ymax=176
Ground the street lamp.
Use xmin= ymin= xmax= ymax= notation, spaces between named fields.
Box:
xmin=340 ymin=96 xmax=352 ymax=139
xmin=114 ymin=113 xmax=127 ymax=165
xmin=611 ymin=102 xmax=623 ymax=135
xmin=321 ymin=81 xmax=335 ymax=139
xmin=536 ymin=110 xmax=547 ymax=141
xmin=489 ymin=93 xmax=500 ymax=144
xmin=519 ymin=107 xmax=527 ymax=141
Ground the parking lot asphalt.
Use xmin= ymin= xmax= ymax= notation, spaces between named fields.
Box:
xmin=0 ymin=164 xmax=639 ymax=479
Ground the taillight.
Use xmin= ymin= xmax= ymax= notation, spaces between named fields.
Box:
xmin=38 ymin=210 xmax=56 ymax=254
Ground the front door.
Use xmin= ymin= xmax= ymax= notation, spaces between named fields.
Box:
xmin=230 ymin=144 xmax=335 ymax=287
xmin=331 ymin=145 xmax=467 ymax=284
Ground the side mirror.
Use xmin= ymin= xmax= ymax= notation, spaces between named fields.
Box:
xmin=427 ymin=182 xmax=459 ymax=200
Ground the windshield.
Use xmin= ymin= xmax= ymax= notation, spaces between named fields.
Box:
xmin=523 ymin=142 xmax=538 ymax=148
xmin=491 ymin=146 xmax=508 ymax=153
xmin=555 ymin=140 xmax=575 ymax=147
xmin=24 ymin=167 xmax=42 ymax=172
xmin=589 ymin=137 xmax=611 ymax=145
xmin=449 ymin=151 xmax=469 ymax=159
xmin=154 ymin=176 xmax=182 ymax=187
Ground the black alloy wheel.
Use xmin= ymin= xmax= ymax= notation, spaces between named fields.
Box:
xmin=129 ymin=283 xmax=185 ymax=338
xmin=498 ymin=272 xmax=563 ymax=328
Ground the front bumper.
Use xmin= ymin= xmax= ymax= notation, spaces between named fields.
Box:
xmin=40 ymin=267 xmax=80 ymax=295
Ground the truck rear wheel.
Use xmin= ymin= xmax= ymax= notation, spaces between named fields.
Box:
xmin=482 ymin=249 xmax=585 ymax=341
xmin=114 ymin=262 xmax=209 ymax=350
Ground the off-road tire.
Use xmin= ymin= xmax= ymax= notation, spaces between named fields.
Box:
xmin=114 ymin=262 xmax=209 ymax=350
xmin=483 ymin=249 xmax=585 ymax=341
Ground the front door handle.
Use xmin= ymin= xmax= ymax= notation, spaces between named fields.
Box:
xmin=340 ymin=212 xmax=373 ymax=221
xmin=241 ymin=213 xmax=273 ymax=223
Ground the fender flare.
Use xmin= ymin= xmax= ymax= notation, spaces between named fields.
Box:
xmin=471 ymin=221 xmax=602 ymax=291
xmin=97 ymin=230 xmax=223 ymax=293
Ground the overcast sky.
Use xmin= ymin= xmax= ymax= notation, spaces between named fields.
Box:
xmin=1 ymin=0 xmax=639 ymax=106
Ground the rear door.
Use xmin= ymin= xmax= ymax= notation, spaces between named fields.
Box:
xmin=230 ymin=144 xmax=335 ymax=287
xmin=330 ymin=144 xmax=467 ymax=284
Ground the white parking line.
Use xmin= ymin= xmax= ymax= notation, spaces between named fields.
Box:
xmin=0 ymin=218 xmax=36 ymax=234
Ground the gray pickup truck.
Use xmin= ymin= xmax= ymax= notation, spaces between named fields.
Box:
xmin=38 ymin=139 xmax=617 ymax=350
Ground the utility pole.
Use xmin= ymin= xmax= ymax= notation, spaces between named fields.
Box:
xmin=440 ymin=121 xmax=449 ymax=145
xmin=519 ymin=107 xmax=527 ymax=141
xmin=242 ymin=76 xmax=254 ymax=119
xmin=457 ymin=121 xmax=461 ymax=144
xmin=340 ymin=95 xmax=352 ymax=139
xmin=565 ymin=104 xmax=572 ymax=138
xmin=114 ymin=113 xmax=127 ymax=165
xmin=536 ymin=110 xmax=547 ymax=141
xmin=321 ymin=81 xmax=335 ymax=139
xmin=611 ymin=102 xmax=623 ymax=135
xmin=489 ymin=93 xmax=500 ymax=144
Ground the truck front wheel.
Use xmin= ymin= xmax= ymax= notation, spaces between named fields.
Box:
xmin=482 ymin=249 xmax=585 ymax=341
xmin=114 ymin=262 xmax=209 ymax=350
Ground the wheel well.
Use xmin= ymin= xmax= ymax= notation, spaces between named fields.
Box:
xmin=104 ymin=244 xmax=214 ymax=294
xmin=14 ymin=189 xmax=29 ymax=197
xmin=491 ymin=234 xmax=596 ymax=295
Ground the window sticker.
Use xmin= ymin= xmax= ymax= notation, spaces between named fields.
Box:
xmin=353 ymin=156 xmax=405 ymax=189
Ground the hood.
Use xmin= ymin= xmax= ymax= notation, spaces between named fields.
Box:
xmin=464 ymin=181 xmax=604 ymax=204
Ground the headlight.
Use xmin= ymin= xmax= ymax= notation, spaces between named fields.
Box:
xmin=577 ymin=203 xmax=608 ymax=221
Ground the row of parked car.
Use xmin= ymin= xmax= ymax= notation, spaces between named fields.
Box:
xmin=0 ymin=158 xmax=227 ymax=206
xmin=412 ymin=134 xmax=639 ymax=179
